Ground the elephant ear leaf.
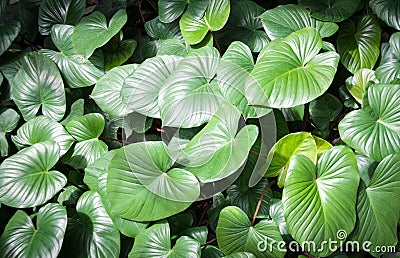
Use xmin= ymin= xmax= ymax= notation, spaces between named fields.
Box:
xmin=129 ymin=221 xmax=201 ymax=257
xmin=0 ymin=141 xmax=67 ymax=208
xmin=63 ymin=113 xmax=108 ymax=169
xmin=72 ymin=9 xmax=127 ymax=57
xmin=339 ymin=84 xmax=400 ymax=161
xmin=282 ymin=146 xmax=359 ymax=257
xmin=350 ymin=154 xmax=400 ymax=257
xmin=12 ymin=52 xmax=66 ymax=121
xmin=0 ymin=108 xmax=20 ymax=156
xmin=298 ymin=0 xmax=362 ymax=22
xmin=369 ymin=0 xmax=400 ymax=30
xmin=246 ymin=27 xmax=339 ymax=108
xmin=0 ymin=203 xmax=67 ymax=258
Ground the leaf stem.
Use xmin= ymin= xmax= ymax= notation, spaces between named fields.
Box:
xmin=251 ymin=179 xmax=276 ymax=226
xmin=201 ymin=238 xmax=217 ymax=247
xmin=210 ymin=30 xmax=222 ymax=56
xmin=136 ymin=0 xmax=146 ymax=25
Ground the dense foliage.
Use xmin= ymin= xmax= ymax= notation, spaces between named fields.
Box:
xmin=0 ymin=0 xmax=399 ymax=257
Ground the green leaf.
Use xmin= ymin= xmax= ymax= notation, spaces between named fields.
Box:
xmin=369 ymin=0 xmax=400 ymax=30
xmin=337 ymin=15 xmax=381 ymax=74
xmin=84 ymin=150 xmax=116 ymax=192
xmin=309 ymin=93 xmax=343 ymax=131
xmin=217 ymin=41 xmax=271 ymax=119
xmin=158 ymin=0 xmax=209 ymax=23
xmin=125 ymin=55 xmax=183 ymax=118
xmin=0 ymin=108 xmax=20 ymax=156
xmin=129 ymin=221 xmax=201 ymax=257
xmin=12 ymin=52 xmax=66 ymax=121
xmin=339 ymin=84 xmax=400 ymax=161
xmin=0 ymin=203 xmax=67 ymax=258
xmin=269 ymin=199 xmax=289 ymax=238
xmin=179 ymin=226 xmax=208 ymax=244
xmin=350 ymin=154 xmax=400 ymax=257
xmin=102 ymin=38 xmax=137 ymax=70
xmin=298 ymin=0 xmax=362 ymax=22
xmin=226 ymin=1 xmax=269 ymax=52
xmin=181 ymin=103 xmax=258 ymax=183
xmin=314 ymin=136 xmax=332 ymax=158
xmin=12 ymin=116 xmax=74 ymax=156
xmin=0 ymin=20 xmax=21 ymax=56
xmin=216 ymin=206 xmax=286 ymax=258
xmin=61 ymin=98 xmax=84 ymax=125
xmin=40 ymin=25 xmax=104 ymax=88
xmin=57 ymin=185 xmax=83 ymax=206
xmin=0 ymin=141 xmax=67 ymax=208
xmin=107 ymin=141 xmax=200 ymax=221
xmin=376 ymin=33 xmax=400 ymax=83
xmin=63 ymin=113 xmax=108 ymax=169
xmin=264 ymin=132 xmax=317 ymax=188
xmin=180 ymin=0 xmax=230 ymax=44
xmin=246 ymin=27 xmax=339 ymax=108
xmin=346 ymin=68 xmax=379 ymax=103
xmin=259 ymin=4 xmax=339 ymax=40
xmin=159 ymin=47 xmax=224 ymax=127
xmin=61 ymin=191 xmax=120 ymax=258
xmin=91 ymin=64 xmax=139 ymax=116
xmin=72 ymin=9 xmax=127 ymax=57
xmin=201 ymin=246 xmax=224 ymax=257
xmin=283 ymin=146 xmax=359 ymax=257
xmin=38 ymin=0 xmax=85 ymax=35
xmin=145 ymin=16 xmax=182 ymax=40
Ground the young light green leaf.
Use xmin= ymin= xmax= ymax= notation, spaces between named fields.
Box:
xmin=337 ymin=15 xmax=381 ymax=74
xmin=283 ymin=146 xmax=359 ymax=257
xmin=216 ymin=206 xmax=286 ymax=258
xmin=0 ymin=203 xmax=67 ymax=258
xmin=38 ymin=0 xmax=85 ymax=35
xmin=346 ymin=68 xmax=379 ymax=103
xmin=246 ymin=27 xmax=339 ymax=108
xmin=0 ymin=141 xmax=66 ymax=208
xmin=259 ymin=4 xmax=338 ymax=40
xmin=180 ymin=0 xmax=230 ymax=44
xmin=72 ymin=9 xmax=127 ymax=57
xmin=12 ymin=116 xmax=74 ymax=155
xmin=12 ymin=52 xmax=66 ymax=121
xmin=339 ymin=84 xmax=400 ymax=161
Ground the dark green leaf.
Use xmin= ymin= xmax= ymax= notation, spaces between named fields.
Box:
xmin=299 ymin=0 xmax=362 ymax=22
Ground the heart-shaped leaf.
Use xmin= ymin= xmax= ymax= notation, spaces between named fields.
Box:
xmin=102 ymin=38 xmax=137 ymax=70
xmin=376 ymin=32 xmax=400 ymax=83
xmin=0 ymin=20 xmax=21 ymax=56
xmin=125 ymin=55 xmax=183 ymax=118
xmin=72 ymin=9 xmax=127 ymax=57
xmin=38 ymin=0 xmax=85 ymax=35
xmin=298 ymin=0 xmax=362 ymax=22
xmin=180 ymin=102 xmax=258 ymax=184
xmin=159 ymin=0 xmax=209 ymax=23
xmin=337 ymin=15 xmax=381 ymax=74
xmin=369 ymin=0 xmax=400 ymax=30
xmin=309 ymin=93 xmax=343 ymax=131
xmin=216 ymin=206 xmax=286 ymax=258
xmin=259 ymin=4 xmax=338 ymax=40
xmin=0 ymin=203 xmax=67 ymax=258
xmin=339 ymin=84 xmax=400 ymax=161
xmin=283 ymin=146 xmax=359 ymax=257
xmin=246 ymin=27 xmax=339 ymax=108
xmin=159 ymin=47 xmax=224 ymax=127
xmin=63 ymin=113 xmax=108 ymax=169
xmin=107 ymin=141 xmax=200 ymax=221
xmin=225 ymin=1 xmax=269 ymax=52
xmin=350 ymin=154 xmax=400 ymax=257
xmin=0 ymin=108 xmax=19 ymax=156
xmin=264 ymin=132 xmax=317 ymax=188
xmin=60 ymin=191 xmax=120 ymax=258
xmin=12 ymin=52 xmax=66 ymax=121
xmin=91 ymin=64 xmax=139 ymax=116
xmin=217 ymin=41 xmax=270 ymax=119
xmin=180 ymin=0 xmax=230 ymax=44
xmin=0 ymin=141 xmax=67 ymax=208
xmin=40 ymin=24 xmax=104 ymax=88
xmin=129 ymin=221 xmax=201 ymax=257
xmin=345 ymin=68 xmax=378 ymax=103
xmin=12 ymin=116 xmax=74 ymax=156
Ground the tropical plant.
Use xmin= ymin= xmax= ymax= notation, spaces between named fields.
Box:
xmin=0 ymin=0 xmax=399 ymax=257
